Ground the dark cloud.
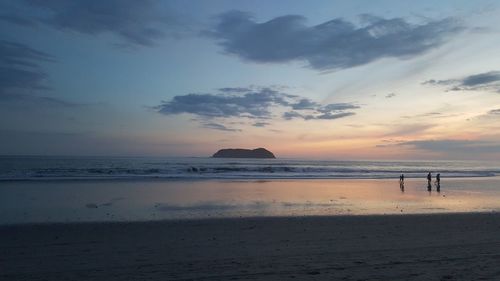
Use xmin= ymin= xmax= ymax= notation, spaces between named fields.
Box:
xmin=3 ymin=0 xmax=186 ymax=47
xmin=156 ymin=87 xmax=290 ymax=118
xmin=462 ymin=72 xmax=500 ymax=86
xmin=0 ymin=40 xmax=52 ymax=96
xmin=423 ymin=71 xmax=500 ymax=93
xmin=0 ymin=40 xmax=85 ymax=107
xmin=155 ymin=88 xmax=358 ymax=120
xmin=208 ymin=11 xmax=462 ymax=70
xmin=283 ymin=111 xmax=305 ymax=120
xmin=291 ymin=98 xmax=319 ymax=110
xmin=155 ymin=87 xmax=359 ymax=130
xmin=386 ymin=93 xmax=396 ymax=98
xmin=201 ymin=122 xmax=241 ymax=132
xmin=0 ymin=67 xmax=48 ymax=94
xmin=0 ymin=40 xmax=53 ymax=68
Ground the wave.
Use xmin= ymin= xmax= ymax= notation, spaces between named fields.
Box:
xmin=0 ymin=161 xmax=498 ymax=181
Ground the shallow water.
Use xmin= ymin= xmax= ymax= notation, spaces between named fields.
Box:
xmin=1 ymin=177 xmax=500 ymax=224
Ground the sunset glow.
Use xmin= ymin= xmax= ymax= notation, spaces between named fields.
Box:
xmin=1 ymin=0 xmax=500 ymax=160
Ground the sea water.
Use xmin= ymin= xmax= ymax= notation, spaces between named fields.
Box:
xmin=1 ymin=156 xmax=499 ymax=181
xmin=1 ymin=156 xmax=500 ymax=224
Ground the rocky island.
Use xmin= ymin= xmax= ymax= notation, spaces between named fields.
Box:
xmin=212 ymin=148 xmax=276 ymax=158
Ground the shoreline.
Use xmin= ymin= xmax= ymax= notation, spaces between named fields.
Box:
xmin=3 ymin=212 xmax=500 ymax=280
xmin=1 ymin=210 xmax=499 ymax=227
xmin=1 ymin=174 xmax=499 ymax=183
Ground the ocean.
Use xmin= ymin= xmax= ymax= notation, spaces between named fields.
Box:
xmin=1 ymin=156 xmax=499 ymax=181
xmin=2 ymin=156 xmax=500 ymax=224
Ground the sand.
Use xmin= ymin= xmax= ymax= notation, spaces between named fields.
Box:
xmin=2 ymin=213 xmax=500 ymax=280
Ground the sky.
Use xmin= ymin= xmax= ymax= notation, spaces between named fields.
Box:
xmin=1 ymin=0 xmax=500 ymax=160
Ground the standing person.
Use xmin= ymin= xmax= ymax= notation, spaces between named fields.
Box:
xmin=399 ymin=173 xmax=405 ymax=192
xmin=427 ymin=172 xmax=432 ymax=191
xmin=436 ymin=173 xmax=441 ymax=192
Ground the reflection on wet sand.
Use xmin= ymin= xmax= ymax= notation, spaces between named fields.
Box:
xmin=1 ymin=177 xmax=500 ymax=224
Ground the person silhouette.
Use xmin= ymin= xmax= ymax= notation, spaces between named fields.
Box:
xmin=399 ymin=173 xmax=405 ymax=192
xmin=436 ymin=173 xmax=441 ymax=192
xmin=427 ymin=172 xmax=432 ymax=191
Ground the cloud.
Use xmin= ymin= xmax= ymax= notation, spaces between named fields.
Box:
xmin=201 ymin=122 xmax=241 ymax=132
xmin=218 ymin=87 xmax=252 ymax=93
xmin=252 ymin=122 xmax=269 ymax=127
xmin=0 ymin=40 xmax=52 ymax=96
xmin=462 ymin=71 xmax=500 ymax=86
xmin=397 ymin=139 xmax=500 ymax=154
xmin=386 ymin=93 xmax=396 ymax=98
xmin=155 ymin=86 xmax=359 ymax=131
xmin=383 ymin=124 xmax=435 ymax=137
xmin=488 ymin=109 xmax=500 ymax=115
xmin=316 ymin=112 xmax=355 ymax=120
xmin=401 ymin=112 xmax=445 ymax=119
xmin=283 ymin=103 xmax=359 ymax=120
xmin=207 ymin=11 xmax=463 ymax=70
xmin=291 ymin=98 xmax=319 ymax=110
xmin=0 ymin=93 xmax=88 ymax=108
xmin=283 ymin=111 xmax=304 ymax=120
xmin=283 ymin=110 xmax=355 ymax=120
xmin=156 ymin=87 xmax=291 ymax=118
xmin=3 ymin=0 xmax=186 ymax=47
xmin=0 ymin=40 xmax=86 ymax=107
xmin=423 ymin=71 xmax=500 ymax=93
xmin=317 ymin=103 xmax=360 ymax=113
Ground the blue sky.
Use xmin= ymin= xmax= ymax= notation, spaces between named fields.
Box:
xmin=1 ymin=0 xmax=500 ymax=159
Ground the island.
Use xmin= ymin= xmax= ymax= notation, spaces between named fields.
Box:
xmin=212 ymin=148 xmax=276 ymax=158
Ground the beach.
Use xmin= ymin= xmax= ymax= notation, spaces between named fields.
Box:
xmin=2 ymin=213 xmax=500 ymax=280
xmin=3 ymin=0 xmax=500 ymax=279
xmin=2 ymin=159 xmax=500 ymax=280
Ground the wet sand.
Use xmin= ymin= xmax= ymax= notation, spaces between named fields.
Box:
xmin=2 ymin=212 xmax=500 ymax=280
xmin=3 ymin=177 xmax=500 ymax=224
